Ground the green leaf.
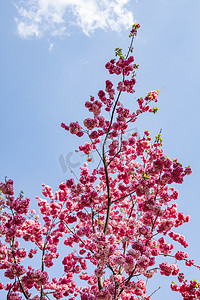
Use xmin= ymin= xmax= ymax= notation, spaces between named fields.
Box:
xmin=152 ymin=106 xmax=159 ymax=114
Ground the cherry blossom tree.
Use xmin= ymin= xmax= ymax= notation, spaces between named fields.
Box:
xmin=0 ymin=24 xmax=199 ymax=300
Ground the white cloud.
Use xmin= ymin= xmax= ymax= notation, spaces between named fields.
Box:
xmin=48 ymin=42 xmax=54 ymax=52
xmin=14 ymin=0 xmax=134 ymax=39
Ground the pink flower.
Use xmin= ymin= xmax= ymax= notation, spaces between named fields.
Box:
xmin=0 ymin=179 xmax=14 ymax=195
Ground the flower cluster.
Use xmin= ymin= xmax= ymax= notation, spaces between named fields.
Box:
xmin=171 ymin=278 xmax=200 ymax=299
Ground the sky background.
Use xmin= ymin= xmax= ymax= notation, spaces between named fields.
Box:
xmin=0 ymin=0 xmax=200 ymax=299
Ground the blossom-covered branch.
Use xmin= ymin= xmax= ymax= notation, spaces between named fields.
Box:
xmin=0 ymin=24 xmax=198 ymax=300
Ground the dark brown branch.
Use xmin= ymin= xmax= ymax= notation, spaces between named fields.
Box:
xmin=118 ymin=264 xmax=137 ymax=297
xmin=10 ymin=240 xmax=29 ymax=299
xmin=89 ymin=198 xmax=96 ymax=234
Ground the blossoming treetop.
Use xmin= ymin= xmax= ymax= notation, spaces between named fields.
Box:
xmin=0 ymin=24 xmax=199 ymax=300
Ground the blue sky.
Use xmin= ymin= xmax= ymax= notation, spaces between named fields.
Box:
xmin=1 ymin=0 xmax=200 ymax=299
